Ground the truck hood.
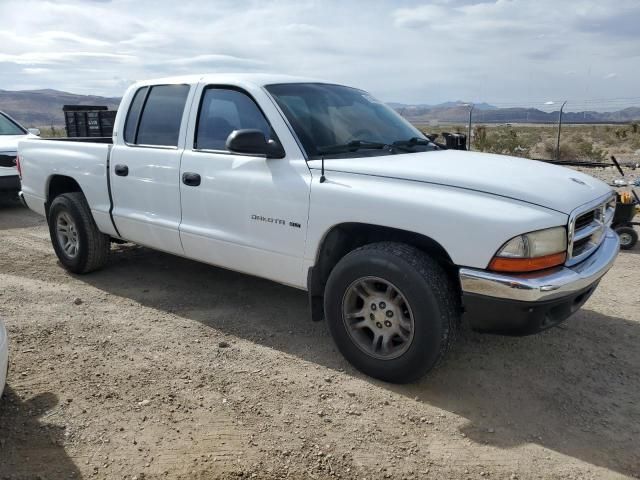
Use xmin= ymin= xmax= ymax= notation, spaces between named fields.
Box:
xmin=309 ymin=150 xmax=613 ymax=214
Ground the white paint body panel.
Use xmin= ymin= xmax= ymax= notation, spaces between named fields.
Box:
xmin=309 ymin=151 xmax=611 ymax=215
xmin=18 ymin=139 xmax=118 ymax=236
xmin=17 ymin=73 xmax=615 ymax=290
xmin=178 ymin=82 xmax=311 ymax=287
xmin=304 ymin=170 xmax=568 ymax=270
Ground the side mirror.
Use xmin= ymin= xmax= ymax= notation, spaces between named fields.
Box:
xmin=225 ymin=129 xmax=285 ymax=158
xmin=28 ymin=128 xmax=41 ymax=136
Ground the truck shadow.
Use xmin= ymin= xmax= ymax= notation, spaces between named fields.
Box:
xmin=74 ymin=244 xmax=639 ymax=477
xmin=0 ymin=195 xmax=44 ymax=230
xmin=0 ymin=388 xmax=82 ymax=479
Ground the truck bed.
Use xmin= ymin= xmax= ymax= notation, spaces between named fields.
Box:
xmin=18 ymin=137 xmax=116 ymax=236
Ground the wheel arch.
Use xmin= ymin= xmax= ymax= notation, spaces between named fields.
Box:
xmin=45 ymin=175 xmax=83 ymax=216
xmin=307 ymin=222 xmax=459 ymax=321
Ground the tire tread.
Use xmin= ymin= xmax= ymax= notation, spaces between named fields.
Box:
xmin=352 ymin=242 xmax=460 ymax=372
xmin=49 ymin=192 xmax=109 ymax=273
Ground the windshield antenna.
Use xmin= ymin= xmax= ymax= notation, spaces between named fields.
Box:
xmin=320 ymin=156 xmax=326 ymax=183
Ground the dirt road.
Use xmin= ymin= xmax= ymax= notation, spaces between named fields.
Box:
xmin=0 ymin=197 xmax=638 ymax=480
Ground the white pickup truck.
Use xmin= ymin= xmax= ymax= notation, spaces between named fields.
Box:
xmin=18 ymin=74 xmax=619 ymax=383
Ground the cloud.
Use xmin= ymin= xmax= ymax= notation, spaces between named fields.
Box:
xmin=160 ymin=54 xmax=266 ymax=69
xmin=393 ymin=5 xmax=450 ymax=28
xmin=0 ymin=51 xmax=136 ymax=65
xmin=0 ymin=0 xmax=638 ymax=108
xmin=22 ymin=67 xmax=51 ymax=74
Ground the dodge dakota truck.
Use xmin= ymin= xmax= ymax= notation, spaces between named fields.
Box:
xmin=18 ymin=74 xmax=619 ymax=383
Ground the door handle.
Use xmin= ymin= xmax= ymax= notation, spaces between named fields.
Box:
xmin=182 ymin=172 xmax=201 ymax=187
xmin=114 ymin=164 xmax=129 ymax=176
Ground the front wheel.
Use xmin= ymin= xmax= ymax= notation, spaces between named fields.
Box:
xmin=48 ymin=192 xmax=110 ymax=273
xmin=324 ymin=242 xmax=460 ymax=383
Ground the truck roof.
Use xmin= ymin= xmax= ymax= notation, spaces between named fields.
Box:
xmin=132 ymin=73 xmax=327 ymax=89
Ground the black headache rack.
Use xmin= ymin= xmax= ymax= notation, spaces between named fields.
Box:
xmin=63 ymin=105 xmax=117 ymax=139
xmin=424 ymin=132 xmax=467 ymax=150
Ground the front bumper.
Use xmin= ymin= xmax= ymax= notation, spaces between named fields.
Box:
xmin=459 ymin=228 xmax=620 ymax=335
xmin=0 ymin=174 xmax=20 ymax=192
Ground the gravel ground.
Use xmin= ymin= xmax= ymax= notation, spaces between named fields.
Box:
xmin=0 ymin=181 xmax=639 ymax=480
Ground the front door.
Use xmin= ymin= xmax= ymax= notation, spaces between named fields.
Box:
xmin=178 ymin=85 xmax=311 ymax=287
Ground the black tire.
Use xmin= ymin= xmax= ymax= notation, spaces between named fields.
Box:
xmin=324 ymin=242 xmax=460 ymax=383
xmin=47 ymin=192 xmax=110 ymax=273
xmin=616 ymin=226 xmax=638 ymax=250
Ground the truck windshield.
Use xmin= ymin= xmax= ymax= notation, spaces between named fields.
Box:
xmin=0 ymin=113 xmax=26 ymax=136
xmin=265 ymin=83 xmax=435 ymax=159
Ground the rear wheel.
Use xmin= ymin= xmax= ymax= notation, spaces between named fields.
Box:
xmin=324 ymin=242 xmax=460 ymax=383
xmin=615 ymin=226 xmax=638 ymax=250
xmin=48 ymin=192 xmax=110 ymax=273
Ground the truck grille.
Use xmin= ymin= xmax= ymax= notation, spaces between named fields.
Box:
xmin=567 ymin=195 xmax=615 ymax=266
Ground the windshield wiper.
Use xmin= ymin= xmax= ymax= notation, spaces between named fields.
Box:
xmin=317 ymin=140 xmax=390 ymax=156
xmin=317 ymin=140 xmax=420 ymax=157
xmin=391 ymin=137 xmax=436 ymax=149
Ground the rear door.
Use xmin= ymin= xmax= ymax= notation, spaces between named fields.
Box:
xmin=110 ymin=84 xmax=193 ymax=254
xmin=178 ymin=84 xmax=311 ymax=287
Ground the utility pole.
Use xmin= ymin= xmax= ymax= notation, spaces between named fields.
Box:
xmin=556 ymin=100 xmax=567 ymax=160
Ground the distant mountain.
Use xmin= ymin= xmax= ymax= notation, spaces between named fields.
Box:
xmin=0 ymin=89 xmax=120 ymax=127
xmin=391 ymin=103 xmax=640 ymax=124
xmin=389 ymin=101 xmax=497 ymax=111
xmin=2 ymin=88 xmax=639 ymax=128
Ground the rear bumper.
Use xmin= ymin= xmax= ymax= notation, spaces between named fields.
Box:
xmin=18 ymin=190 xmax=28 ymax=208
xmin=0 ymin=174 xmax=20 ymax=192
xmin=459 ymin=228 xmax=619 ymax=335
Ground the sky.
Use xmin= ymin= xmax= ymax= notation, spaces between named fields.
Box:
xmin=0 ymin=0 xmax=639 ymax=110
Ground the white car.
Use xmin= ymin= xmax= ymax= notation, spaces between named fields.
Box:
xmin=18 ymin=74 xmax=619 ymax=383
xmin=0 ymin=111 xmax=39 ymax=195
xmin=0 ymin=318 xmax=7 ymax=396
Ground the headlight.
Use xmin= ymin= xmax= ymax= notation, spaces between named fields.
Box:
xmin=489 ymin=227 xmax=567 ymax=273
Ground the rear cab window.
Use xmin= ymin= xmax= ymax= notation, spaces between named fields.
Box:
xmin=123 ymin=84 xmax=190 ymax=147
xmin=194 ymin=87 xmax=279 ymax=152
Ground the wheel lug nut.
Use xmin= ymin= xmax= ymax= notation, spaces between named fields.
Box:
xmin=384 ymin=320 xmax=392 ymax=327
xmin=371 ymin=303 xmax=377 ymax=311
xmin=379 ymin=302 xmax=386 ymax=309
xmin=386 ymin=310 xmax=393 ymax=318
xmin=376 ymin=322 xmax=383 ymax=329
xmin=369 ymin=313 xmax=376 ymax=321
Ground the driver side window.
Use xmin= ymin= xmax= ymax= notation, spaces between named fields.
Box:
xmin=195 ymin=87 xmax=273 ymax=151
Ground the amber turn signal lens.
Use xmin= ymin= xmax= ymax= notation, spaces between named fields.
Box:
xmin=488 ymin=252 xmax=567 ymax=273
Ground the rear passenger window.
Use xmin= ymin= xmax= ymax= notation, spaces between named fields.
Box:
xmin=123 ymin=86 xmax=148 ymax=144
xmin=195 ymin=88 xmax=274 ymax=151
xmin=132 ymin=84 xmax=190 ymax=147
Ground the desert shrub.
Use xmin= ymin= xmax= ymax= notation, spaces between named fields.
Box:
xmin=474 ymin=127 xmax=530 ymax=157
xmin=543 ymin=137 xmax=606 ymax=161
xmin=473 ymin=125 xmax=488 ymax=150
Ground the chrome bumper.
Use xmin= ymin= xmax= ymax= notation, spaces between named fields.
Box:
xmin=459 ymin=228 xmax=620 ymax=303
